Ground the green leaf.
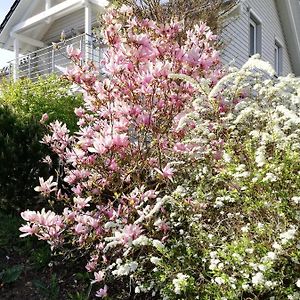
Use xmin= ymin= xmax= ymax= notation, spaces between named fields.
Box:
xmin=0 ymin=264 xmax=23 ymax=283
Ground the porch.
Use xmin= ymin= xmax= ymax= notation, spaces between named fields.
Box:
xmin=0 ymin=33 xmax=104 ymax=81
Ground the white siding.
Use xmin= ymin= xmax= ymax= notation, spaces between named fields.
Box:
xmin=43 ymin=8 xmax=100 ymax=44
xmin=221 ymin=0 xmax=293 ymax=75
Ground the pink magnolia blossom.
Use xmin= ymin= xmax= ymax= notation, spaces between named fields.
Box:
xmin=92 ymin=270 xmax=105 ymax=284
xmin=154 ymin=164 xmax=175 ymax=181
xmin=40 ymin=113 xmax=49 ymax=124
xmin=21 ymin=208 xmax=63 ymax=227
xmin=119 ymin=4 xmax=133 ymax=15
xmin=173 ymin=142 xmax=187 ymax=152
xmin=74 ymin=107 xmax=85 ymax=117
xmin=66 ymin=45 xmax=82 ymax=61
xmin=142 ymin=189 xmax=159 ymax=200
xmin=88 ymin=138 xmax=108 ymax=155
xmin=42 ymin=155 xmax=52 ymax=166
xmin=116 ymin=224 xmax=143 ymax=245
xmin=74 ymin=196 xmax=91 ymax=210
xmin=34 ymin=176 xmax=57 ymax=196
xmin=19 ymin=224 xmax=39 ymax=237
xmin=95 ymin=285 xmax=108 ymax=298
xmin=74 ymin=223 xmax=88 ymax=235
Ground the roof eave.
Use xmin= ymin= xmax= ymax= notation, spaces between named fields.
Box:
xmin=0 ymin=0 xmax=21 ymax=35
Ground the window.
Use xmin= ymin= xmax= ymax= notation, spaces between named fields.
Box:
xmin=249 ymin=13 xmax=261 ymax=56
xmin=249 ymin=19 xmax=257 ymax=55
xmin=274 ymin=40 xmax=283 ymax=75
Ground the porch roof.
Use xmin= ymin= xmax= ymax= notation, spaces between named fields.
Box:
xmin=0 ymin=0 xmax=107 ymax=54
xmin=0 ymin=0 xmax=21 ymax=35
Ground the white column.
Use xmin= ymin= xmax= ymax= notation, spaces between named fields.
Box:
xmin=13 ymin=38 xmax=19 ymax=81
xmin=85 ymin=2 xmax=92 ymax=61
xmin=45 ymin=0 xmax=52 ymax=23
xmin=45 ymin=0 xmax=51 ymax=10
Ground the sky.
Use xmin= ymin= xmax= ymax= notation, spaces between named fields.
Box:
xmin=0 ymin=0 xmax=17 ymax=68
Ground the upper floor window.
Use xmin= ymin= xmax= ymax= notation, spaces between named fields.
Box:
xmin=249 ymin=13 xmax=261 ymax=56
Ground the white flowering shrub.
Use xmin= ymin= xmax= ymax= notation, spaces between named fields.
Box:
xmin=123 ymin=57 xmax=300 ymax=299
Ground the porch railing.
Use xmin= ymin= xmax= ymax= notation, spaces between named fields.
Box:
xmin=0 ymin=33 xmax=104 ymax=81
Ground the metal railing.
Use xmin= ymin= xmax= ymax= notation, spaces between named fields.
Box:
xmin=0 ymin=33 xmax=104 ymax=81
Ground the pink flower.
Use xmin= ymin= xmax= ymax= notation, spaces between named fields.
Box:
xmin=137 ymin=113 xmax=152 ymax=126
xmin=74 ymin=196 xmax=91 ymax=210
xmin=117 ymin=224 xmax=143 ymax=245
xmin=88 ymin=138 xmax=108 ymax=154
xmin=154 ymin=164 xmax=175 ymax=181
xmin=21 ymin=210 xmax=39 ymax=222
xmin=108 ymin=158 xmax=119 ymax=171
xmin=119 ymin=4 xmax=133 ymax=15
xmin=74 ymin=222 xmax=88 ymax=235
xmin=19 ymin=224 xmax=39 ymax=237
xmin=114 ymin=118 xmax=129 ymax=131
xmin=158 ymin=221 xmax=170 ymax=234
xmin=42 ymin=155 xmax=52 ymax=166
xmin=103 ymin=135 xmax=113 ymax=149
xmin=95 ymin=285 xmax=108 ymax=298
xmin=112 ymin=133 xmax=129 ymax=148
xmin=173 ymin=142 xmax=187 ymax=152
xmin=143 ymin=190 xmax=158 ymax=200
xmin=85 ymin=260 xmax=97 ymax=272
xmin=31 ymin=209 xmax=62 ymax=227
xmin=91 ymin=270 xmax=105 ymax=284
xmin=66 ymin=45 xmax=82 ymax=60
xmin=40 ymin=113 xmax=49 ymax=124
xmin=184 ymin=48 xmax=201 ymax=66
xmin=34 ymin=176 xmax=57 ymax=196
xmin=74 ymin=107 xmax=85 ymax=117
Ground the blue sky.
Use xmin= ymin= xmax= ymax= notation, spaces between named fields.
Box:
xmin=0 ymin=0 xmax=16 ymax=68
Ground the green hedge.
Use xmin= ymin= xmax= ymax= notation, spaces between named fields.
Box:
xmin=0 ymin=75 xmax=82 ymax=213
xmin=0 ymin=74 xmax=82 ymax=133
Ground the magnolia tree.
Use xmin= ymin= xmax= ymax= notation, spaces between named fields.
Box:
xmin=19 ymin=5 xmax=300 ymax=300
xmin=19 ymin=5 xmax=222 ymax=299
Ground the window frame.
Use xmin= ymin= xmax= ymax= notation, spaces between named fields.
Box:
xmin=249 ymin=18 xmax=257 ymax=55
xmin=249 ymin=12 xmax=262 ymax=57
xmin=274 ymin=40 xmax=283 ymax=76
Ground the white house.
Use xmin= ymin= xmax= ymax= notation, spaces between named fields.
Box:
xmin=0 ymin=0 xmax=300 ymax=80
xmin=221 ymin=0 xmax=300 ymax=77
xmin=0 ymin=0 xmax=108 ymax=80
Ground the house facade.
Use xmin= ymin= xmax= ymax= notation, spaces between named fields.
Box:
xmin=0 ymin=0 xmax=107 ymax=81
xmin=0 ymin=0 xmax=300 ymax=80
xmin=221 ymin=0 xmax=300 ymax=76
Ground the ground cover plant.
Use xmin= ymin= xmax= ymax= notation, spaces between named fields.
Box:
xmin=18 ymin=5 xmax=300 ymax=300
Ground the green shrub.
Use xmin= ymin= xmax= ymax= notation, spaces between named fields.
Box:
xmin=0 ymin=74 xmax=82 ymax=133
xmin=0 ymin=104 xmax=50 ymax=213
xmin=0 ymin=75 xmax=82 ymax=213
